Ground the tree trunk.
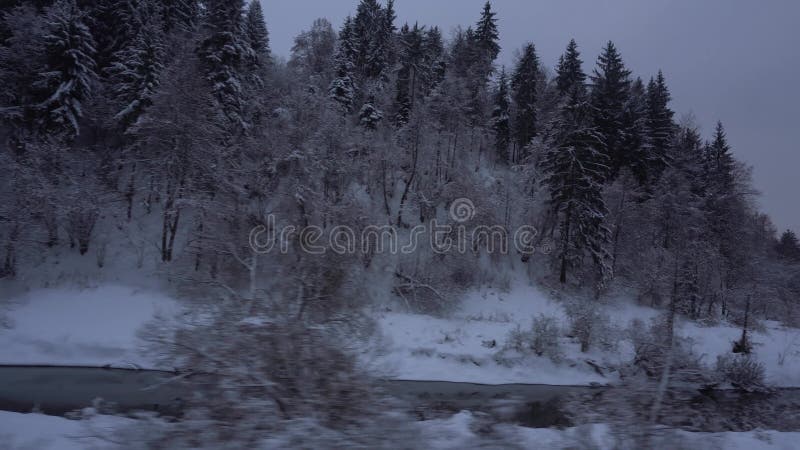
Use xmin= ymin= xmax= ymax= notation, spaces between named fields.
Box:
xmin=396 ymin=124 xmax=420 ymax=227
xmin=161 ymin=180 xmax=182 ymax=262
xmin=125 ymin=163 xmax=136 ymax=221
xmin=559 ymin=205 xmax=573 ymax=284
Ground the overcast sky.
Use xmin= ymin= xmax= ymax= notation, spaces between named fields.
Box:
xmin=260 ymin=0 xmax=800 ymax=233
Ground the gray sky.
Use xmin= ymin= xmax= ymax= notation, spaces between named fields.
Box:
xmin=261 ymin=0 xmax=800 ymax=234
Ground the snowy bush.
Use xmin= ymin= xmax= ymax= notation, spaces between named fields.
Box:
xmin=565 ymin=300 xmax=618 ymax=353
xmin=65 ymin=202 xmax=99 ymax=255
xmin=777 ymin=329 xmax=800 ymax=366
xmin=531 ymin=314 xmax=562 ymax=360
xmin=626 ymin=317 xmax=705 ymax=380
xmin=502 ymin=324 xmax=529 ymax=354
xmin=139 ymin=300 xmax=414 ymax=449
xmin=498 ymin=314 xmax=563 ymax=363
xmin=716 ymin=354 xmax=766 ymax=389
xmin=392 ymin=252 xmax=477 ymax=316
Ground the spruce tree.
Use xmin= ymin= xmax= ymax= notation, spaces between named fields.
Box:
xmin=449 ymin=26 xmax=476 ymax=78
xmin=556 ymin=39 xmax=586 ymax=96
xmin=393 ymin=23 xmax=425 ymax=126
xmin=474 ymin=1 xmax=500 ymax=64
xmin=36 ymin=0 xmax=97 ymax=136
xmin=106 ymin=16 xmax=165 ymax=129
xmin=491 ymin=67 xmax=511 ymax=163
xmin=161 ymin=0 xmax=197 ymax=34
xmin=541 ymin=87 xmax=611 ymax=284
xmin=707 ymin=121 xmax=735 ymax=191
xmin=352 ymin=0 xmax=390 ymax=80
xmin=621 ymin=77 xmax=650 ymax=184
xmin=359 ymin=95 xmax=383 ymax=129
xmin=329 ymin=17 xmax=356 ymax=113
xmin=85 ymin=0 xmax=138 ymax=71
xmin=511 ymin=43 xmax=539 ymax=159
xmin=199 ymin=0 xmax=252 ymax=131
xmin=245 ymin=0 xmax=270 ymax=64
xmin=421 ymin=26 xmax=445 ymax=93
xmin=672 ymin=124 xmax=707 ymax=197
xmin=777 ymin=230 xmax=800 ymax=261
xmin=590 ymin=41 xmax=631 ymax=179
xmin=645 ymin=70 xmax=674 ymax=179
xmin=702 ymin=120 xmax=744 ymax=276
xmin=382 ymin=0 xmax=397 ymax=67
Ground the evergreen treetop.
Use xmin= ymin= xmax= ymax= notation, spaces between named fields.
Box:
xmin=645 ymin=70 xmax=674 ymax=179
xmin=245 ymin=0 xmax=271 ymax=62
xmin=474 ymin=1 xmax=500 ymax=62
xmin=590 ymin=41 xmax=631 ymax=178
xmin=556 ymin=39 xmax=586 ymax=96
xmin=511 ymin=42 xmax=539 ymax=154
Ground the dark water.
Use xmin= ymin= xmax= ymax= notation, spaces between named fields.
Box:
xmin=0 ymin=365 xmax=596 ymax=423
xmin=1 ymin=365 xmax=798 ymax=431
xmin=0 ymin=365 xmax=195 ymax=415
xmin=378 ymin=379 xmax=599 ymax=427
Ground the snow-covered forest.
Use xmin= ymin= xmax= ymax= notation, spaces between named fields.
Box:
xmin=1 ymin=0 xmax=800 ymax=448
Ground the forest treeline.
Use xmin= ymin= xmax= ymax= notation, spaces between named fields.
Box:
xmin=2 ymin=0 xmax=800 ymax=344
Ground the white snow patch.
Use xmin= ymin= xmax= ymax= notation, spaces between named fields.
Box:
xmin=416 ymin=411 xmax=480 ymax=449
xmin=371 ymin=278 xmax=800 ymax=387
xmin=370 ymin=281 xmax=611 ymax=385
xmin=680 ymin=319 xmax=800 ymax=387
xmin=419 ymin=414 xmax=800 ymax=450
xmin=0 ymin=411 xmax=134 ymax=450
xmin=0 ymin=285 xmax=180 ymax=367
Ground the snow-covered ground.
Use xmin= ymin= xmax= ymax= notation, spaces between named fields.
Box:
xmin=1 ymin=280 xmax=798 ymax=387
xmin=371 ymin=279 xmax=800 ymax=387
xmin=0 ymin=411 xmax=135 ymax=450
xmin=369 ymin=281 xmax=613 ymax=385
xmin=1 ymin=280 xmax=799 ymax=448
xmin=0 ymin=285 xmax=179 ymax=367
xmin=418 ymin=411 xmax=800 ymax=449
xmin=3 ymin=408 xmax=798 ymax=450
xmin=681 ymin=319 xmax=800 ymax=387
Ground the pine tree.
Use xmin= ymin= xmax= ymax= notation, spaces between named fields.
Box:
xmin=511 ymin=43 xmax=539 ymax=159
xmin=672 ymin=124 xmax=707 ymax=197
xmin=85 ymin=0 xmax=140 ymax=70
xmin=449 ymin=26 xmax=476 ymax=78
xmin=556 ymin=39 xmax=586 ymax=96
xmin=701 ymin=120 xmax=745 ymax=283
xmin=161 ymin=0 xmax=197 ymax=34
xmin=776 ymin=230 xmax=800 ymax=261
xmin=541 ymin=87 xmax=611 ymax=284
xmin=590 ymin=41 xmax=631 ymax=179
xmin=35 ymin=0 xmax=97 ymax=136
xmin=393 ymin=23 xmax=427 ymax=126
xmin=352 ymin=0 xmax=391 ymax=80
xmin=645 ymin=70 xmax=674 ymax=179
xmin=382 ymin=0 xmax=397 ymax=67
xmin=199 ymin=0 xmax=253 ymax=131
xmin=0 ymin=5 xmax=48 ymax=123
xmin=421 ymin=26 xmax=445 ymax=93
xmin=359 ymin=95 xmax=383 ymax=129
xmin=106 ymin=14 xmax=165 ymax=129
xmin=491 ymin=67 xmax=511 ymax=163
xmin=245 ymin=0 xmax=270 ymax=64
xmin=329 ymin=17 xmax=356 ymax=113
xmin=707 ymin=121 xmax=735 ymax=191
xmin=457 ymin=3 xmax=500 ymax=127
xmin=621 ymin=77 xmax=650 ymax=184
xmin=474 ymin=1 xmax=500 ymax=64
